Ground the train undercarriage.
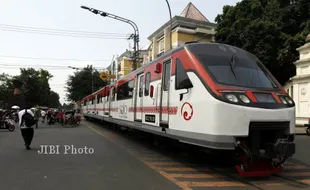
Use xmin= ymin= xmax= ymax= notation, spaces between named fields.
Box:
xmin=85 ymin=116 xmax=296 ymax=177
xmin=234 ymin=122 xmax=295 ymax=177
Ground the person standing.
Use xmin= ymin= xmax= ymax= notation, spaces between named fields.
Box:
xmin=19 ymin=108 xmax=36 ymax=150
xmin=41 ymin=110 xmax=46 ymax=123
xmin=33 ymin=106 xmax=40 ymax=128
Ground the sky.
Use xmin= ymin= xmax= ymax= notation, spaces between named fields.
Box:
xmin=0 ymin=0 xmax=240 ymax=105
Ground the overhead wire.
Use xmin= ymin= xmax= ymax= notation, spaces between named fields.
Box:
xmin=0 ymin=55 xmax=111 ymax=62
xmin=0 ymin=24 xmax=129 ymax=36
xmin=0 ymin=24 xmax=131 ymax=39
xmin=0 ymin=63 xmax=107 ymax=70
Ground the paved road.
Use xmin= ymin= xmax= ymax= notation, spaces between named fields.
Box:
xmin=1 ymin=120 xmax=310 ymax=190
xmin=0 ymin=121 xmax=180 ymax=190
xmin=291 ymin=134 xmax=310 ymax=166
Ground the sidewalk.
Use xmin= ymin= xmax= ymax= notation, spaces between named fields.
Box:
xmin=296 ymin=126 xmax=307 ymax=135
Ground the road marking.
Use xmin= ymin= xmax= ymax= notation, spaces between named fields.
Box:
xmin=160 ymin=167 xmax=211 ymax=172
xmin=285 ymin=165 xmax=310 ymax=169
xmin=146 ymin=162 xmax=190 ymax=167
xmin=144 ymin=161 xmax=193 ymax=190
xmin=142 ymin=157 xmax=173 ymax=161
xmin=180 ymin=181 xmax=246 ymax=187
xmin=87 ymin=122 xmax=310 ymax=189
xmin=170 ymin=173 xmax=222 ymax=178
xmin=86 ymin=123 xmax=192 ymax=190
xmin=300 ymin=179 xmax=310 ymax=184
xmin=281 ymin=172 xmax=310 ymax=177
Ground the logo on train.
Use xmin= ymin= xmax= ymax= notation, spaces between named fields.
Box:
xmin=181 ymin=102 xmax=193 ymax=121
xmin=119 ymin=103 xmax=128 ymax=118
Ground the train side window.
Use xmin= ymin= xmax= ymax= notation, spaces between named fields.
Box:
xmin=175 ymin=58 xmax=193 ymax=90
xmin=106 ymin=89 xmax=109 ymax=101
xmin=128 ymin=80 xmax=134 ymax=97
xmin=139 ymin=75 xmax=144 ymax=97
xmin=144 ymin=72 xmax=150 ymax=96
xmin=97 ymin=94 xmax=100 ymax=104
xmin=112 ymin=87 xmax=116 ymax=101
xmin=163 ymin=60 xmax=171 ymax=91
xmin=118 ymin=80 xmax=134 ymax=100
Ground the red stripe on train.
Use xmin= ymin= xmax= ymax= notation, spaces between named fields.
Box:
xmin=83 ymin=106 xmax=178 ymax=115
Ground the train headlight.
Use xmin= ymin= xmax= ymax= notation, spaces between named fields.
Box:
xmin=239 ymin=95 xmax=250 ymax=103
xmin=226 ymin=94 xmax=238 ymax=103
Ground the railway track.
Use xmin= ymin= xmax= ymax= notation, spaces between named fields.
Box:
xmin=85 ymin=120 xmax=310 ymax=190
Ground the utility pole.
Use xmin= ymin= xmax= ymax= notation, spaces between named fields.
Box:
xmin=81 ymin=6 xmax=140 ymax=71
xmin=110 ymin=55 xmax=115 ymax=84
xmin=165 ymin=0 xmax=173 ymax=50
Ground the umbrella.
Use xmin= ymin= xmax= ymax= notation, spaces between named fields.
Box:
xmin=11 ymin=105 xmax=20 ymax=109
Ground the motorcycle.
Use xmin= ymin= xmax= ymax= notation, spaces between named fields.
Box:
xmin=47 ymin=115 xmax=55 ymax=125
xmin=0 ymin=117 xmax=15 ymax=131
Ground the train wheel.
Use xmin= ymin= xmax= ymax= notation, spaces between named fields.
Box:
xmin=8 ymin=125 xmax=15 ymax=131
xmin=307 ymin=128 xmax=310 ymax=136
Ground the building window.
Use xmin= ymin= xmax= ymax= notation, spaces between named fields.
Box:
xmin=158 ymin=39 xmax=164 ymax=53
xmin=117 ymin=80 xmax=134 ymax=100
xmin=175 ymin=58 xmax=193 ymax=90
xmin=145 ymin=72 xmax=151 ymax=96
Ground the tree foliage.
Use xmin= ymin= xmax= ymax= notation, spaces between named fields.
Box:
xmin=0 ymin=68 xmax=61 ymax=109
xmin=215 ymin=0 xmax=310 ymax=85
xmin=0 ymin=73 xmax=14 ymax=109
xmin=66 ymin=65 xmax=108 ymax=101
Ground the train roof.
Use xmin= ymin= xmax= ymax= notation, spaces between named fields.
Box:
xmin=80 ymin=42 xmax=244 ymax=101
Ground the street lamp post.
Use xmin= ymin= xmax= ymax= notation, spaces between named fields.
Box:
xmin=81 ymin=6 xmax=140 ymax=71
xmin=165 ymin=0 xmax=173 ymax=50
xmin=69 ymin=66 xmax=94 ymax=93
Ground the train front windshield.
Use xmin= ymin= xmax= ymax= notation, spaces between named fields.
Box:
xmin=188 ymin=43 xmax=279 ymax=89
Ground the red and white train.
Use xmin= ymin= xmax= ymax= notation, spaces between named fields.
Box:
xmin=81 ymin=42 xmax=296 ymax=177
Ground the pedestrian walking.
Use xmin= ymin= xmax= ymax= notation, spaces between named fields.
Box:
xmin=34 ymin=106 xmax=40 ymax=128
xmin=19 ymin=107 xmax=36 ymax=150
xmin=8 ymin=79 xmax=36 ymax=150
xmin=57 ymin=110 xmax=64 ymax=126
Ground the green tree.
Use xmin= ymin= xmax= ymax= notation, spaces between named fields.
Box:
xmin=215 ymin=0 xmax=310 ymax=85
xmin=47 ymin=90 xmax=61 ymax=108
xmin=0 ymin=73 xmax=14 ymax=109
xmin=66 ymin=65 xmax=108 ymax=101
xmin=16 ymin=68 xmax=53 ymax=107
xmin=0 ymin=68 xmax=61 ymax=109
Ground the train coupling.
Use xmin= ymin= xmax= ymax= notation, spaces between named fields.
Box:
xmin=234 ymin=139 xmax=295 ymax=177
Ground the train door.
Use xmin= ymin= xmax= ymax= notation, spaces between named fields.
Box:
xmin=109 ymin=87 xmax=114 ymax=117
xmin=103 ymin=88 xmax=108 ymax=116
xmin=134 ymin=74 xmax=144 ymax=121
xmin=94 ymin=95 xmax=97 ymax=115
xmin=160 ymin=59 xmax=171 ymax=127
